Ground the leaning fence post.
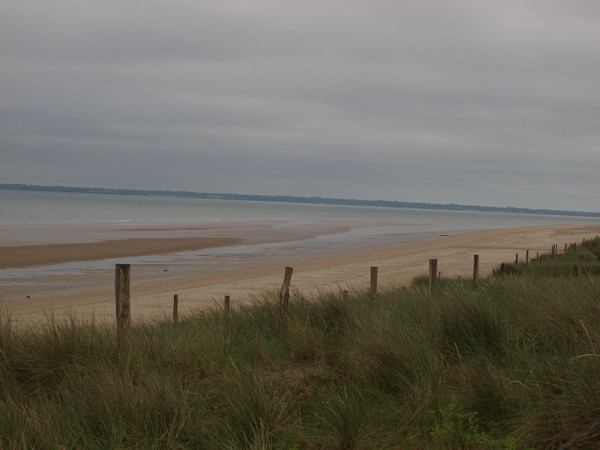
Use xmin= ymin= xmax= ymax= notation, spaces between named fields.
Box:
xmin=370 ymin=266 xmax=378 ymax=298
xmin=429 ymin=259 xmax=438 ymax=293
xmin=115 ymin=264 xmax=131 ymax=366
xmin=173 ymin=294 xmax=179 ymax=323
xmin=278 ymin=267 xmax=294 ymax=339
xmin=473 ymin=255 xmax=479 ymax=288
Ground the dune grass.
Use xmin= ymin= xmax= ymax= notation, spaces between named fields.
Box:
xmin=1 ymin=239 xmax=600 ymax=448
xmin=498 ymin=237 xmax=600 ymax=278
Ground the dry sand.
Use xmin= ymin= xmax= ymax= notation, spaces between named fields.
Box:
xmin=2 ymin=223 xmax=599 ymax=325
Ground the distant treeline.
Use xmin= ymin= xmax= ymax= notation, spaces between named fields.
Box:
xmin=1 ymin=183 xmax=599 ymax=217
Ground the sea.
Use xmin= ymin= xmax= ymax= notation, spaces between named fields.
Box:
xmin=1 ymin=189 xmax=599 ymax=302
xmin=3 ymin=189 xmax=598 ymax=230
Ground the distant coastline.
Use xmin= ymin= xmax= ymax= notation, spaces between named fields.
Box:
xmin=1 ymin=183 xmax=598 ymax=218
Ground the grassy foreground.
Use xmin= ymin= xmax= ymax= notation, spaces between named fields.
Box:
xmin=1 ymin=241 xmax=600 ymax=449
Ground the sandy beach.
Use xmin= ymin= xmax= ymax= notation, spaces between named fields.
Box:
xmin=2 ymin=223 xmax=599 ymax=325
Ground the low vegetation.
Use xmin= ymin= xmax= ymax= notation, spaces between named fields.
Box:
xmin=1 ymin=239 xmax=599 ymax=448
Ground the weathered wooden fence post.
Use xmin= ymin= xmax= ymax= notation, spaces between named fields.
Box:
xmin=115 ymin=264 xmax=131 ymax=366
xmin=370 ymin=266 xmax=378 ymax=298
xmin=429 ymin=259 xmax=438 ymax=293
xmin=473 ymin=254 xmax=479 ymax=288
xmin=515 ymin=253 xmax=519 ymax=264
xmin=525 ymin=250 xmax=529 ymax=265
xmin=224 ymin=295 xmax=231 ymax=313
xmin=173 ymin=294 xmax=179 ymax=323
xmin=500 ymin=263 xmax=505 ymax=280
xmin=278 ymin=267 xmax=294 ymax=339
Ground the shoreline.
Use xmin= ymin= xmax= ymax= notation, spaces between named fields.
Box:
xmin=0 ymin=219 xmax=357 ymax=270
xmin=2 ymin=223 xmax=599 ymax=325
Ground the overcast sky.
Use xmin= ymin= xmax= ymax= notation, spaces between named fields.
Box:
xmin=1 ymin=1 xmax=599 ymax=211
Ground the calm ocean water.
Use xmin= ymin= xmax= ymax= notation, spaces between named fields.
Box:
xmin=1 ymin=189 xmax=597 ymax=230
xmin=1 ymin=189 xmax=599 ymax=302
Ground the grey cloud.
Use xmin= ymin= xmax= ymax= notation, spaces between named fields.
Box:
xmin=1 ymin=0 xmax=600 ymax=211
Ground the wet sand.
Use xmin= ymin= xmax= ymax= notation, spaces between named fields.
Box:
xmin=0 ymin=237 xmax=243 ymax=269
xmin=2 ymin=223 xmax=599 ymax=325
